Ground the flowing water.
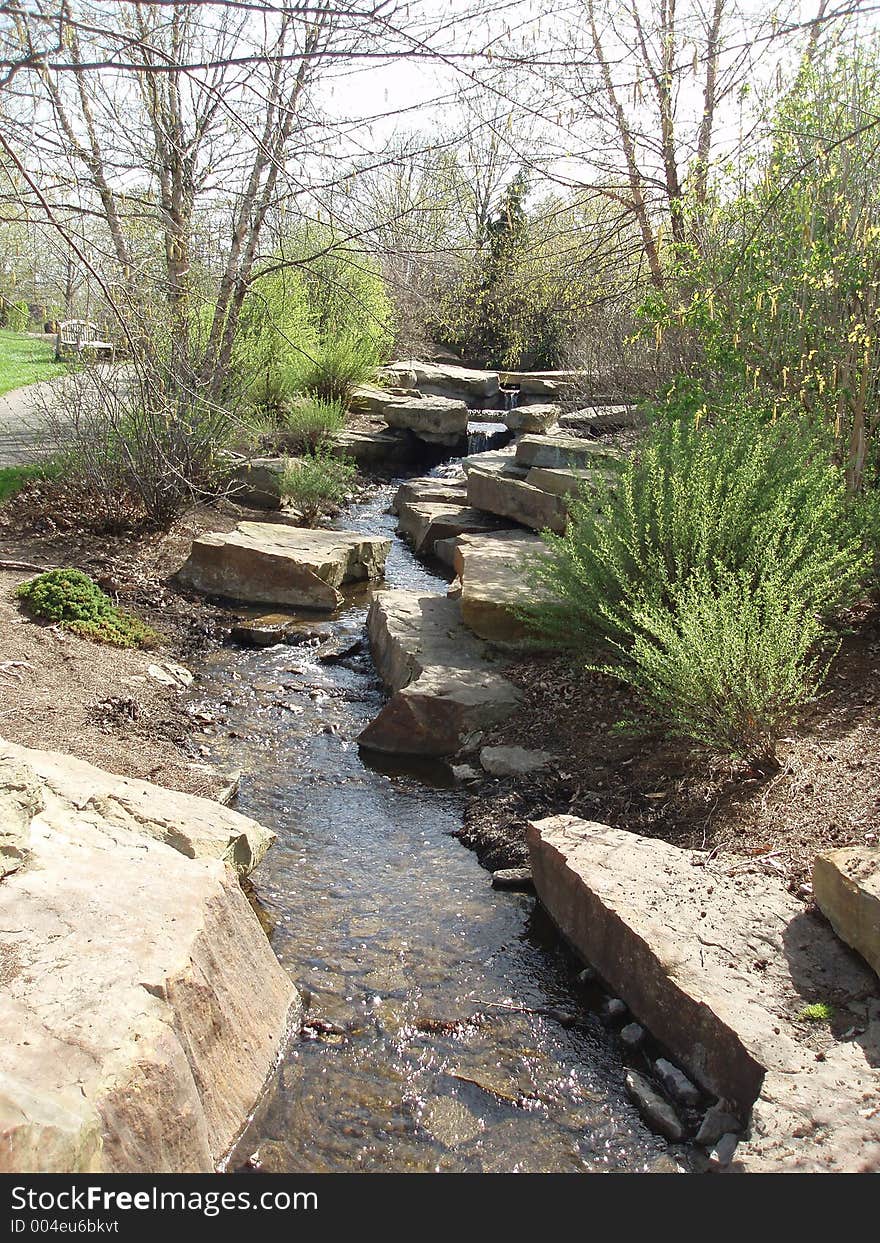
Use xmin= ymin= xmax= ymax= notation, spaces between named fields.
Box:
xmin=189 ymin=483 xmax=675 ymax=1174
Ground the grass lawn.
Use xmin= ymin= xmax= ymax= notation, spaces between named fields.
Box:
xmin=0 ymin=329 xmax=63 ymax=397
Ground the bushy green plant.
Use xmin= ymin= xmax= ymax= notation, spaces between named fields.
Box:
xmin=282 ymin=395 xmax=345 ymax=452
xmin=525 ymin=412 xmax=870 ymax=756
xmin=604 ymin=570 xmax=832 ymax=757
xmin=4 ymin=300 xmax=30 ymax=332
xmin=288 ymin=336 xmax=380 ymax=405
xmin=16 ymin=568 xmax=162 ymax=649
xmin=280 ymin=450 xmax=356 ymax=526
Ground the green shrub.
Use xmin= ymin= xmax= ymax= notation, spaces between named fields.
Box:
xmin=282 ymin=395 xmax=345 ymax=452
xmin=601 ymin=570 xmax=832 ymax=757
xmin=4 ymin=300 xmax=30 ymax=332
xmin=526 ymin=413 xmax=870 ymax=756
xmin=16 ymin=568 xmax=162 ymax=649
xmin=280 ymin=450 xmax=356 ymax=526
xmin=289 ymin=335 xmax=380 ymax=405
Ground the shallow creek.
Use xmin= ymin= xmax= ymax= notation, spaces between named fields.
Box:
xmin=189 ymin=480 xmax=675 ymax=1173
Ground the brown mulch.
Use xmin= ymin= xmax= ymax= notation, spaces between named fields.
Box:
xmin=463 ymin=608 xmax=880 ymax=888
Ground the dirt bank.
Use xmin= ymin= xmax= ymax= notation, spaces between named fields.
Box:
xmin=462 ymin=605 xmax=880 ymax=888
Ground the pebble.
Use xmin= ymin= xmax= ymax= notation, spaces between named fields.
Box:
xmin=576 ymin=965 xmax=598 ymax=985
xmin=655 ymin=1058 xmax=701 ymax=1108
xmin=601 ymin=998 xmax=628 ymax=1023
xmin=620 ymin=1022 xmax=646 ymax=1052
xmin=624 ymin=1070 xmax=684 ymax=1142
xmin=696 ymin=1101 xmax=743 ymax=1147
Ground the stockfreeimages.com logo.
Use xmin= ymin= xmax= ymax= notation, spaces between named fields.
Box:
xmin=10 ymin=1185 xmax=318 ymax=1221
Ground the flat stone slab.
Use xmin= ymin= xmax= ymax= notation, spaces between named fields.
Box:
xmin=466 ymin=466 xmax=568 ymax=534
xmin=330 ymin=428 xmax=414 ymax=469
xmin=504 ymin=403 xmax=560 ymax=433
xmin=461 ymin=446 xmax=526 ymax=477
xmin=381 ymin=360 xmax=499 ymax=402
xmin=178 ymin=522 xmax=391 ymax=611
xmin=500 ymin=370 xmax=580 ymax=399
xmin=814 ymin=847 xmax=880 ymax=980
xmin=381 ymin=394 xmax=469 ymax=446
xmin=515 ymin=434 xmax=624 ymax=470
xmin=558 ymin=405 xmax=644 ymax=433
xmin=357 ymin=590 xmax=520 ymax=756
xmin=525 ymin=466 xmax=599 ymax=498
xmin=0 ymin=740 xmax=298 ymax=1173
xmin=481 ymin=745 xmax=552 ymax=777
xmin=391 ymin=475 xmax=468 ymax=514
xmin=398 ymin=501 xmax=510 ymax=556
xmin=452 ymin=530 xmax=552 ymax=644
xmin=527 ymin=815 xmax=880 ymax=1172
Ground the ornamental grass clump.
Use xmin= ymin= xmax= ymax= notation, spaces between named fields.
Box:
xmin=16 ymin=568 xmax=162 ymax=649
xmin=525 ymin=412 xmax=871 ymax=758
xmin=280 ymin=449 xmax=356 ymax=526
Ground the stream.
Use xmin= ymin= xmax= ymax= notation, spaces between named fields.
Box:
xmin=189 ymin=479 xmax=676 ymax=1174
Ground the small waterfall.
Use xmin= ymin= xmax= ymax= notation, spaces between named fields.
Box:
xmin=466 ymin=420 xmax=511 ymax=454
xmin=500 ymin=386 xmax=520 ymax=411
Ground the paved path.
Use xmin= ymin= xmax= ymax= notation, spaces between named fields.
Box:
xmin=0 ymin=377 xmax=68 ymax=466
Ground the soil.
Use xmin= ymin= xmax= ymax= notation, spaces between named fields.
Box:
xmin=0 ymin=505 xmax=248 ymax=796
xmin=463 ymin=603 xmax=880 ymax=888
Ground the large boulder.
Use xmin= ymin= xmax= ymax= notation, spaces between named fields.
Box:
xmin=358 ymin=590 xmax=520 ymax=756
xmin=381 ymin=394 xmax=469 ymax=447
xmin=499 ymin=370 xmax=580 ymax=401
xmin=814 ymin=847 xmax=880 ymax=980
xmin=466 ymin=466 xmax=568 ymax=534
xmin=0 ymin=739 xmax=298 ymax=1173
xmin=178 ymin=522 xmax=390 ymax=610
xmin=527 ymin=815 xmax=880 ymax=1171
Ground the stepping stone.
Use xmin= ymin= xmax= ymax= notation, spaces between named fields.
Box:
xmin=452 ymin=530 xmax=552 ymax=644
xmin=178 ymin=522 xmax=390 ymax=611
xmin=527 ymin=815 xmax=880 ymax=1171
xmin=357 ymin=590 xmax=520 ymax=756
xmin=381 ymin=395 xmax=469 ymax=446
xmin=398 ymin=501 xmax=510 ymax=556
xmin=391 ymin=475 xmax=467 ymax=514
xmin=515 ymin=434 xmax=624 ymax=470
xmin=504 ymin=403 xmax=560 ymax=433
xmin=466 ymin=466 xmax=568 ymax=534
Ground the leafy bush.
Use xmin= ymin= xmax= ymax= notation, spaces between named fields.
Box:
xmin=280 ymin=450 xmax=356 ymax=526
xmin=281 ymin=395 xmax=346 ymax=452
xmin=16 ymin=568 xmax=162 ymax=649
xmin=288 ymin=335 xmax=380 ymax=405
xmin=4 ymin=300 xmax=30 ymax=332
xmin=603 ymin=570 xmax=832 ymax=757
xmin=526 ymin=413 xmax=870 ymax=756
